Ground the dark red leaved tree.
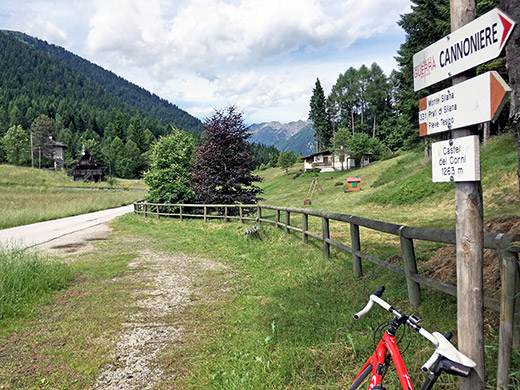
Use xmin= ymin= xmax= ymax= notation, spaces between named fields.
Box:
xmin=191 ymin=106 xmax=263 ymax=206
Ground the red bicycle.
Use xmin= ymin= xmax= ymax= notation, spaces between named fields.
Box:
xmin=349 ymin=286 xmax=476 ymax=390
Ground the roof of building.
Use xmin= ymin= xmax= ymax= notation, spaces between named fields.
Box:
xmin=303 ymin=150 xmax=332 ymax=159
xmin=72 ymin=149 xmax=105 ymax=171
xmin=51 ymin=141 xmax=67 ymax=148
xmin=303 ymin=149 xmax=374 ymax=159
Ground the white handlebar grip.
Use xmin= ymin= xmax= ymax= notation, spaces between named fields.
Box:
xmin=354 ymin=299 xmax=374 ymax=319
xmin=422 ymin=352 xmax=440 ymax=372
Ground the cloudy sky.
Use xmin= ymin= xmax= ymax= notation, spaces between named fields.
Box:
xmin=0 ymin=0 xmax=412 ymax=124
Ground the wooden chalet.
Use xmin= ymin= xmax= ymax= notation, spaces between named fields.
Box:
xmin=71 ymin=149 xmax=105 ymax=182
xmin=303 ymin=149 xmax=372 ymax=172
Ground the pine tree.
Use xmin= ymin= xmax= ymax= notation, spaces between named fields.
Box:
xmin=500 ymin=0 xmax=520 ymax=197
xmin=309 ymin=78 xmax=333 ymax=151
xmin=191 ymin=106 xmax=263 ymax=206
xmin=31 ymin=114 xmax=54 ymax=166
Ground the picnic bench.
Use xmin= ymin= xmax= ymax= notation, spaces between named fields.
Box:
xmin=244 ymin=218 xmax=261 ymax=239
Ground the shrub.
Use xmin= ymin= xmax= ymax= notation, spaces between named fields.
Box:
xmin=144 ymin=127 xmax=195 ymax=204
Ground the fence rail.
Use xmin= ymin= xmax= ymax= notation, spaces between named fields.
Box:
xmin=133 ymin=200 xmax=519 ymax=388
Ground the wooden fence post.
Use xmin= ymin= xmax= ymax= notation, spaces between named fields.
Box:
xmin=322 ymin=217 xmax=330 ymax=259
xmin=515 ymin=269 xmax=520 ymax=350
xmin=302 ymin=213 xmax=308 ymax=244
xmin=204 ymin=206 xmax=207 ymax=223
xmin=224 ymin=206 xmax=228 ymax=223
xmin=399 ymin=226 xmax=421 ymax=307
xmin=285 ymin=210 xmax=290 ymax=236
xmin=239 ymin=206 xmax=244 ymax=224
xmin=497 ymin=249 xmax=519 ymax=390
xmin=157 ymin=204 xmax=160 ymax=220
xmin=180 ymin=206 xmax=183 ymax=222
xmin=276 ymin=210 xmax=281 ymax=228
xmin=257 ymin=206 xmax=262 ymax=223
xmin=144 ymin=203 xmax=148 ymax=218
xmin=450 ymin=3 xmax=484 ymax=388
xmin=350 ymin=223 xmax=362 ymax=277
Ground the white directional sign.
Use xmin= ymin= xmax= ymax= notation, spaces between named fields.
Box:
xmin=418 ymin=71 xmax=511 ymax=136
xmin=413 ymin=8 xmax=515 ymax=91
xmin=432 ymin=135 xmax=480 ymax=182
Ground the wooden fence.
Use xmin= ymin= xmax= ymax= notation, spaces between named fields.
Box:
xmin=133 ymin=201 xmax=520 ymax=388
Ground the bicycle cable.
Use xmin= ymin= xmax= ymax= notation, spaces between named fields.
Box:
xmin=372 ymin=319 xmax=413 ymax=355
xmin=373 ymin=320 xmax=391 ymax=349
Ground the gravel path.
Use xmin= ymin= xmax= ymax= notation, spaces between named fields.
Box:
xmin=93 ymin=249 xmax=226 ymax=389
xmin=38 ymin=223 xmax=228 ymax=389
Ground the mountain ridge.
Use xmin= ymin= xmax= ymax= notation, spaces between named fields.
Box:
xmin=249 ymin=120 xmax=315 ymax=156
xmin=3 ymin=30 xmax=203 ymax=134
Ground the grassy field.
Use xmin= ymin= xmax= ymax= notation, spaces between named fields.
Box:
xmin=0 ymin=134 xmax=518 ymax=389
xmin=0 ymin=165 xmax=147 ymax=229
xmin=0 ymin=246 xmax=74 ymax=320
xmin=257 ymin=133 xmax=520 ymax=229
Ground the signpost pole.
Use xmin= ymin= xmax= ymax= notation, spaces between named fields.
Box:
xmin=450 ymin=1 xmax=485 ymax=389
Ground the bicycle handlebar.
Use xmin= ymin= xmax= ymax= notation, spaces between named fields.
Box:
xmin=353 ymin=286 xmax=476 ymax=373
xmin=353 ymin=286 xmax=387 ymax=319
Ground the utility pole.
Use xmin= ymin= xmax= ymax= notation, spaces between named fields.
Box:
xmin=30 ymin=133 xmax=34 ymax=169
xmin=450 ymin=1 xmax=485 ymax=389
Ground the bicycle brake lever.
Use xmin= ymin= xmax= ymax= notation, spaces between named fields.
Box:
xmin=422 ymin=332 xmax=476 ymax=372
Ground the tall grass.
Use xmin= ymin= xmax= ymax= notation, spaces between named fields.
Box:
xmin=0 ymin=246 xmax=73 ymax=319
xmin=0 ymin=187 xmax=144 ymax=229
xmin=0 ymin=164 xmax=148 ymax=190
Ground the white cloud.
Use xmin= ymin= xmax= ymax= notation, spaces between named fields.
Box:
xmin=26 ymin=16 xmax=68 ymax=44
xmin=86 ymin=0 xmax=167 ymax=66
xmin=86 ymin=0 xmax=410 ymax=80
xmin=0 ymin=0 xmax=411 ymax=123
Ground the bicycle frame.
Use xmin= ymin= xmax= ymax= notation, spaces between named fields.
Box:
xmin=350 ymin=331 xmax=413 ymax=390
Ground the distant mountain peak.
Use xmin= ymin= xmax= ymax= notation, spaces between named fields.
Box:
xmin=249 ymin=120 xmax=315 ymax=156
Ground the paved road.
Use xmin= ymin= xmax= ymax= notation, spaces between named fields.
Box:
xmin=0 ymin=205 xmax=134 ymax=248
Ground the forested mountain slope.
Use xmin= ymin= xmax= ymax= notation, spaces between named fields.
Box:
xmin=3 ymin=31 xmax=202 ymax=135
xmin=0 ymin=30 xmax=202 ymax=178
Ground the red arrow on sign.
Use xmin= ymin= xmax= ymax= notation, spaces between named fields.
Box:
xmin=418 ymin=71 xmax=511 ymax=136
xmin=499 ymin=13 xmax=514 ymax=48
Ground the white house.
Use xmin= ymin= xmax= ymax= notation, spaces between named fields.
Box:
xmin=50 ymin=140 xmax=67 ymax=169
xmin=303 ymin=149 xmax=372 ymax=172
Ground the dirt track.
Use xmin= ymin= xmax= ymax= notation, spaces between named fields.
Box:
xmin=37 ymin=223 xmax=228 ymax=389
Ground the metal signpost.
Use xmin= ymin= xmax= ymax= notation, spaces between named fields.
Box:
xmin=414 ymin=4 xmax=515 ymax=389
